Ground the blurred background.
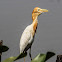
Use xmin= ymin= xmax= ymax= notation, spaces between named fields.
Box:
xmin=0 ymin=0 xmax=62 ymax=62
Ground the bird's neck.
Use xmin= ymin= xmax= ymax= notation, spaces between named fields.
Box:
xmin=32 ymin=13 xmax=38 ymax=33
xmin=32 ymin=13 xmax=38 ymax=21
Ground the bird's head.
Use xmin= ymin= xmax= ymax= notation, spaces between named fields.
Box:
xmin=32 ymin=7 xmax=48 ymax=16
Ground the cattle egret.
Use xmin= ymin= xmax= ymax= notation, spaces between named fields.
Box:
xmin=20 ymin=7 xmax=48 ymax=61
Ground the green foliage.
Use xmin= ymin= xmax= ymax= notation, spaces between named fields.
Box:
xmin=0 ymin=40 xmax=55 ymax=62
xmin=2 ymin=57 xmax=16 ymax=62
xmin=0 ymin=45 xmax=9 ymax=52
xmin=2 ymin=52 xmax=27 ymax=62
xmin=45 ymin=52 xmax=55 ymax=61
xmin=14 ymin=52 xmax=27 ymax=61
xmin=2 ymin=51 xmax=55 ymax=62
xmin=31 ymin=52 xmax=55 ymax=62
xmin=31 ymin=54 xmax=46 ymax=62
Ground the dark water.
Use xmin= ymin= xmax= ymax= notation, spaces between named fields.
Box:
xmin=0 ymin=0 xmax=62 ymax=62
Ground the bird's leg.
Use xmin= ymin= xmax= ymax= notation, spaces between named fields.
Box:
xmin=23 ymin=51 xmax=25 ymax=62
xmin=29 ymin=47 xmax=32 ymax=61
xmin=24 ymin=57 xmax=25 ymax=62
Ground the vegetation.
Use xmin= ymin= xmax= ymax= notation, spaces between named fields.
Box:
xmin=0 ymin=40 xmax=55 ymax=62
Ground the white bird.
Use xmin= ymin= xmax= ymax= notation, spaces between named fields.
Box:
xmin=20 ymin=7 xmax=48 ymax=61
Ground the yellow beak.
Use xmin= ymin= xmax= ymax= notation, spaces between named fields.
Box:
xmin=40 ymin=9 xmax=48 ymax=12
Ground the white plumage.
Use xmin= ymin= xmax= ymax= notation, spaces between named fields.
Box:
xmin=20 ymin=24 xmax=34 ymax=53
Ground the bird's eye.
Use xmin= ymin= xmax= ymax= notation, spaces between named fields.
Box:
xmin=38 ymin=9 xmax=40 ymax=11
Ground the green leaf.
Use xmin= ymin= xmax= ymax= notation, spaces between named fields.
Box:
xmin=2 ymin=52 xmax=27 ymax=62
xmin=14 ymin=52 xmax=27 ymax=61
xmin=31 ymin=54 xmax=46 ymax=62
xmin=31 ymin=52 xmax=55 ymax=62
xmin=45 ymin=51 xmax=55 ymax=61
xmin=2 ymin=57 xmax=16 ymax=62
xmin=0 ymin=45 xmax=9 ymax=52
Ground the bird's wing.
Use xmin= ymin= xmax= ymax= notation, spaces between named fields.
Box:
xmin=20 ymin=26 xmax=33 ymax=53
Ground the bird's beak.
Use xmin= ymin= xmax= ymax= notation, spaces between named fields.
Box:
xmin=40 ymin=9 xmax=48 ymax=13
